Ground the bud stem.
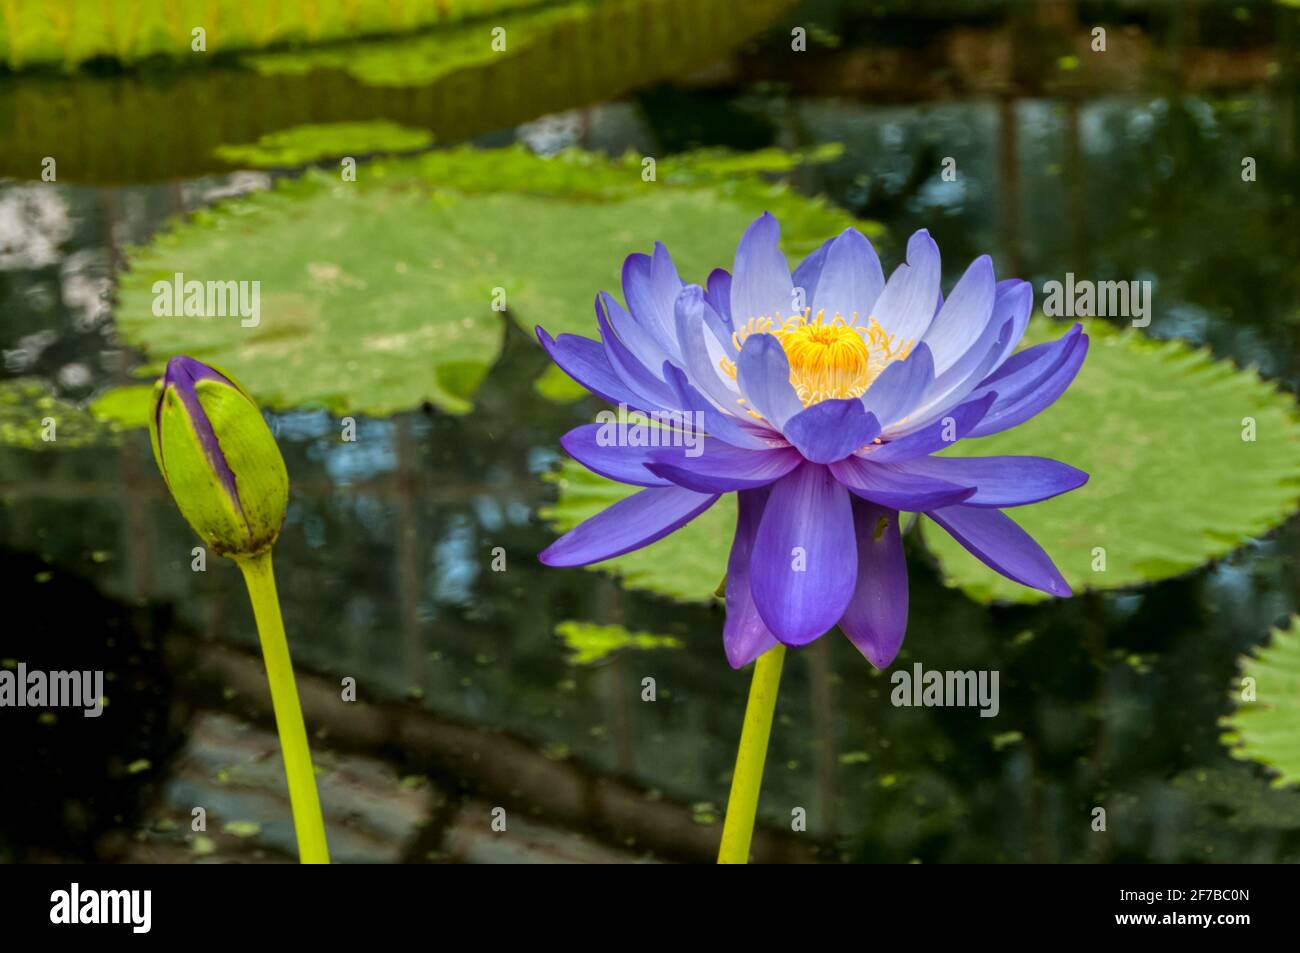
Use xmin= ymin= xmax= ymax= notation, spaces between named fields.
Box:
xmin=717 ymin=643 xmax=786 ymax=864
xmin=236 ymin=551 xmax=330 ymax=864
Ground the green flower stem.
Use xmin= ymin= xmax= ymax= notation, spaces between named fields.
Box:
xmin=717 ymin=643 xmax=786 ymax=864
xmin=236 ymin=551 xmax=330 ymax=864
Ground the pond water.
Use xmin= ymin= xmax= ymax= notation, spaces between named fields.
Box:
xmin=2 ymin=0 xmax=1299 ymax=863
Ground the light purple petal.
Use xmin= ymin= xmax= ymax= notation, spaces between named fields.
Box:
xmin=674 ymin=285 xmax=740 ymax=410
xmin=647 ymin=442 xmax=802 ymax=493
xmin=969 ymin=323 xmax=1081 ymax=404
xmin=914 ymin=279 xmax=1029 ymax=419
xmin=750 ymin=463 xmax=857 ymax=645
xmin=888 ymin=455 xmax=1088 ymax=508
xmin=723 ymin=488 xmax=781 ymax=668
xmin=595 ymin=293 xmax=679 ymax=410
xmin=536 ymin=327 xmax=661 ymax=415
xmin=539 ymin=485 xmax=718 ymax=567
xmin=863 ymin=393 xmax=996 ymax=464
xmin=621 ymin=244 xmax=683 ymax=356
xmin=829 ymin=455 xmax=976 ymax=511
xmin=967 ymin=329 xmax=1089 ymax=438
xmin=811 ymin=228 xmax=885 ymax=320
xmin=736 ymin=333 xmax=804 ymax=429
xmin=602 ymin=289 xmax=674 ymax=375
xmin=871 ymin=229 xmax=940 ymax=344
xmin=730 ymin=212 xmax=794 ymax=322
xmin=791 ymin=237 xmax=833 ymax=306
xmin=663 ymin=363 xmax=774 ymax=451
xmin=782 ymin=398 xmax=881 ymax=464
xmin=705 ymin=268 xmax=735 ymax=334
xmin=920 ymin=254 xmax=996 ymax=375
xmin=860 ymin=343 xmax=934 ymax=432
xmin=901 ymin=317 xmax=1012 ymax=432
xmin=559 ymin=423 xmax=671 ymax=488
xmin=925 ymin=504 xmax=1071 ymax=597
xmin=839 ymin=499 xmax=908 ymax=669
xmin=991 ymin=278 xmax=1034 ymax=368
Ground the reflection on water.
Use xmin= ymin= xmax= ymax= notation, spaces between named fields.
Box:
xmin=2 ymin=0 xmax=1300 ymax=863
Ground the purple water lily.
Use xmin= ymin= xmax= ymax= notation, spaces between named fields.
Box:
xmin=538 ymin=213 xmax=1088 ymax=669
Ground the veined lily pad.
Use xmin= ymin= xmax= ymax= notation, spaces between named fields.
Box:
xmin=542 ymin=320 xmax=1300 ymax=605
xmin=1221 ymin=615 xmax=1300 ymax=787
xmin=920 ymin=319 xmax=1300 ymax=603
xmin=214 ymin=122 xmax=434 ymax=168
xmin=113 ymin=146 xmax=863 ymax=416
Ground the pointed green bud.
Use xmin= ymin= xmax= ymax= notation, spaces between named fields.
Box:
xmin=149 ymin=356 xmax=288 ymax=558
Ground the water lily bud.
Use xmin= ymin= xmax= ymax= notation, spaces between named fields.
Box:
xmin=149 ymin=356 xmax=288 ymax=558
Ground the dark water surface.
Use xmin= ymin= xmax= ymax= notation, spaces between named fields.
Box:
xmin=2 ymin=0 xmax=1299 ymax=863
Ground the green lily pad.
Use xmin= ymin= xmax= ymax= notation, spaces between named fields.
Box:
xmin=240 ymin=1 xmax=589 ymax=87
xmin=89 ymin=384 xmax=155 ymax=430
xmin=1221 ymin=615 xmax=1300 ymax=787
xmin=214 ymin=121 xmax=433 ymax=168
xmin=0 ymin=379 xmax=119 ymax=449
xmin=542 ymin=320 xmax=1300 ymax=605
xmin=555 ymin=620 xmax=682 ymax=665
xmin=0 ymin=0 xmax=554 ymax=70
xmin=921 ymin=319 xmax=1300 ymax=603
xmin=113 ymin=146 xmax=866 ymax=416
xmin=534 ymin=364 xmax=589 ymax=404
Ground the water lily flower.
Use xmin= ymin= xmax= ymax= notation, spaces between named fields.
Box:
xmin=150 ymin=355 xmax=288 ymax=557
xmin=538 ymin=213 xmax=1088 ymax=670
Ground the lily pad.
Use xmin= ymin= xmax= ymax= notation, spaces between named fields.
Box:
xmin=89 ymin=384 xmax=155 ymax=430
xmin=555 ymin=620 xmax=682 ymax=665
xmin=1221 ymin=615 xmax=1300 ymax=787
xmin=920 ymin=319 xmax=1300 ymax=603
xmin=114 ymin=146 xmax=864 ymax=416
xmin=0 ymin=0 xmax=554 ymax=69
xmin=214 ymin=121 xmax=433 ymax=168
xmin=240 ymin=1 xmax=590 ymax=87
xmin=542 ymin=320 xmax=1300 ymax=605
xmin=0 ymin=379 xmax=119 ymax=449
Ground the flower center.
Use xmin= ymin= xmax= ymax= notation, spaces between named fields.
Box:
xmin=721 ymin=309 xmax=912 ymax=407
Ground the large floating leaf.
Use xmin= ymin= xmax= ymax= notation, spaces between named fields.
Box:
xmin=113 ymin=146 xmax=864 ymax=416
xmin=921 ymin=320 xmax=1300 ymax=603
xmin=0 ymin=0 xmax=552 ymax=69
xmin=214 ymin=122 xmax=433 ymax=168
xmin=240 ymin=1 xmax=589 ymax=87
xmin=542 ymin=320 xmax=1300 ymax=604
xmin=1221 ymin=615 xmax=1300 ymax=787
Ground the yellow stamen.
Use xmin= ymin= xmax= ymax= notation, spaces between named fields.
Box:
xmin=719 ymin=308 xmax=912 ymax=409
